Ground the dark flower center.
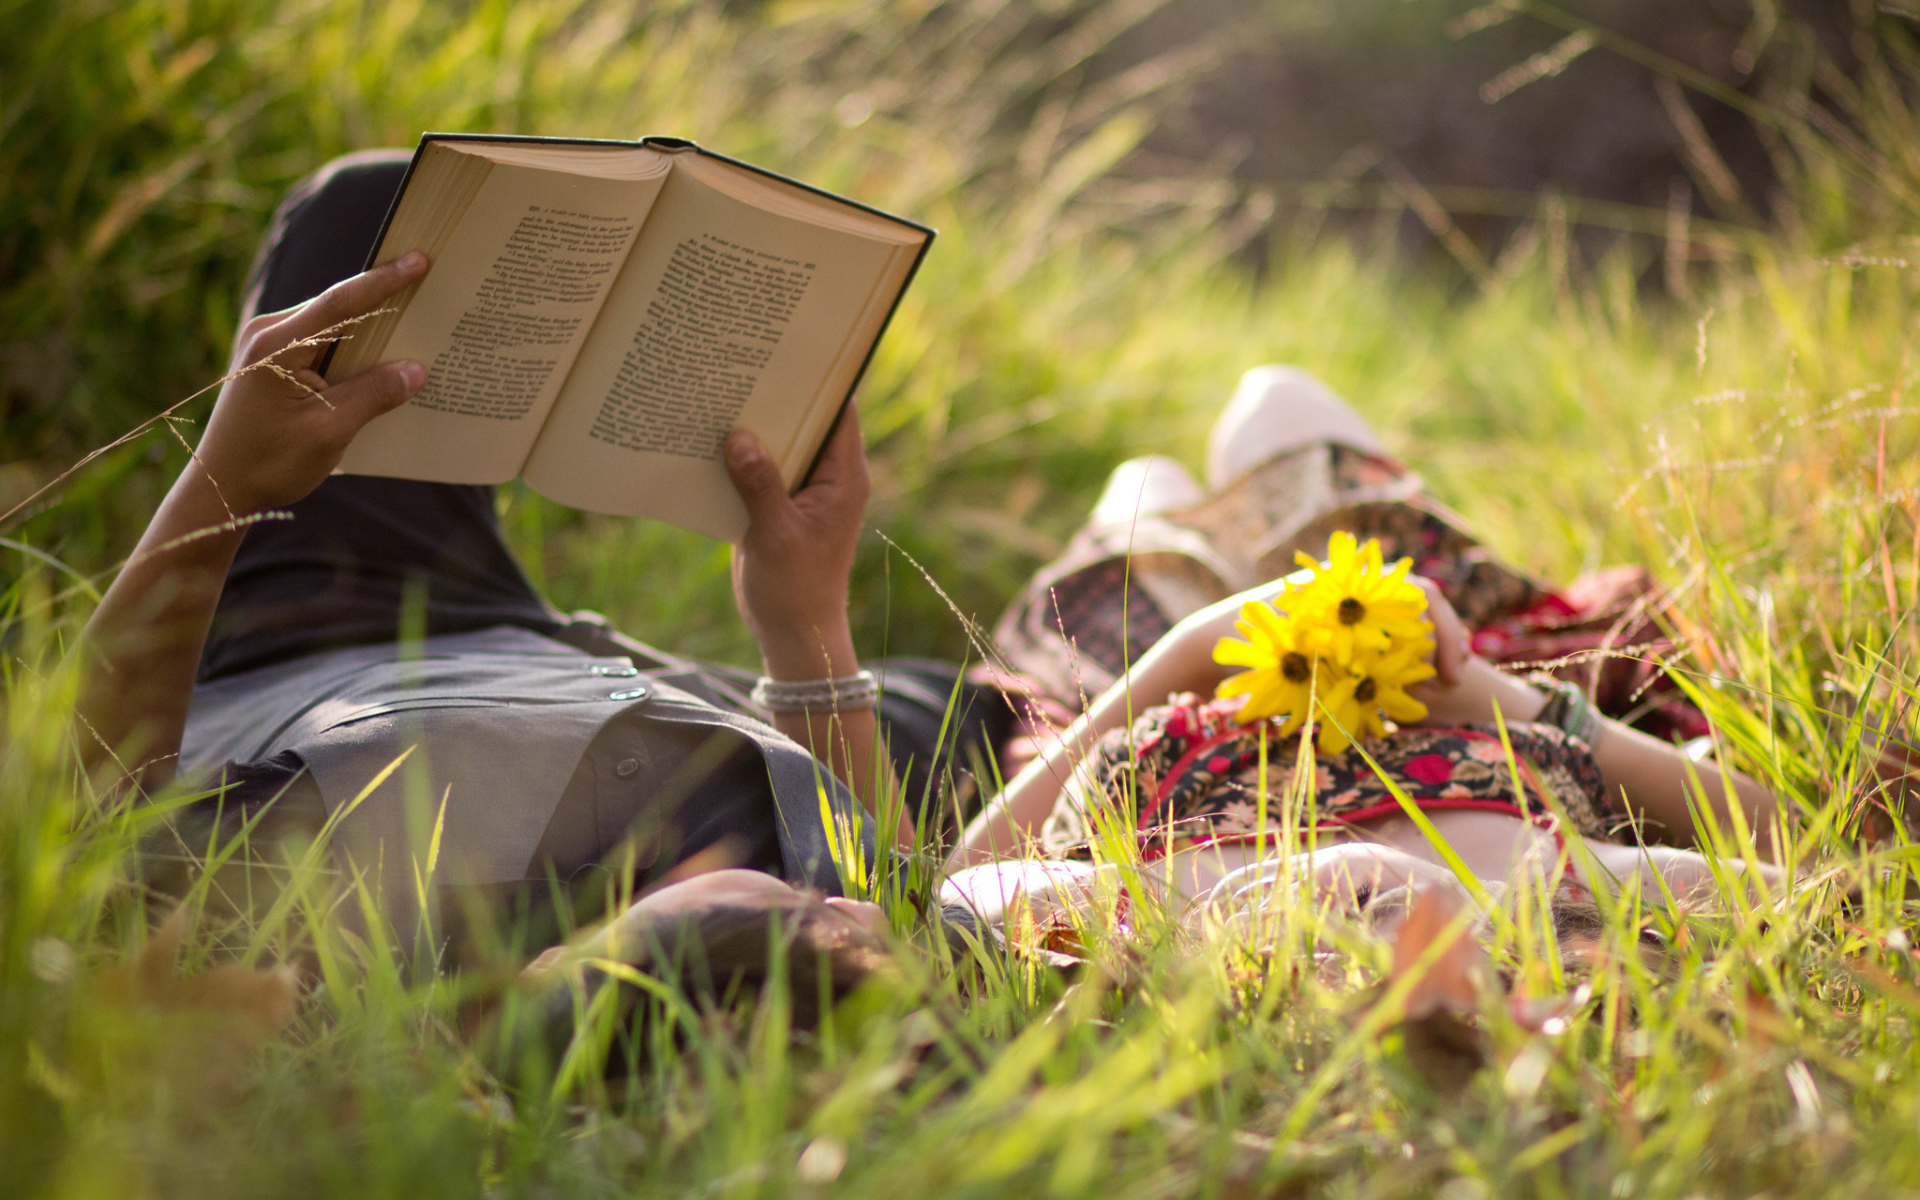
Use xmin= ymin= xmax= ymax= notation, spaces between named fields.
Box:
xmin=1353 ymin=677 xmax=1378 ymax=703
xmin=1281 ymin=653 xmax=1313 ymax=683
xmin=1337 ymin=597 xmax=1366 ymax=625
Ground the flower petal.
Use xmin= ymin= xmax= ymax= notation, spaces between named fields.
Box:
xmin=1377 ymin=687 xmax=1429 ymax=723
xmin=1214 ymin=638 xmax=1268 ymax=668
xmin=1328 ymin=530 xmax=1357 ymax=568
xmin=1216 ymin=666 xmax=1272 ymax=697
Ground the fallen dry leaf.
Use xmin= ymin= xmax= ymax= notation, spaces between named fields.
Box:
xmin=100 ymin=908 xmax=298 ymax=1050
xmin=1392 ymin=884 xmax=1486 ymax=1020
xmin=1386 ymin=885 xmax=1490 ymax=1095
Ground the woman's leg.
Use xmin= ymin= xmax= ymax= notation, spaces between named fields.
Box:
xmin=198 ymin=152 xmax=562 ymax=681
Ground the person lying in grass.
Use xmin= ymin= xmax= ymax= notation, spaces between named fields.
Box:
xmin=73 ymin=152 xmax=973 ymax=1000
xmin=945 ymin=373 xmax=1784 ymax=939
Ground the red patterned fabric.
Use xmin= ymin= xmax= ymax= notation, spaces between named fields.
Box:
xmin=1039 ymin=693 xmax=1623 ymax=860
xmin=1473 ymin=566 xmax=1709 ymax=743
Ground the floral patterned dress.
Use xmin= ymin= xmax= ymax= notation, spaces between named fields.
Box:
xmin=1039 ymin=693 xmax=1620 ymax=861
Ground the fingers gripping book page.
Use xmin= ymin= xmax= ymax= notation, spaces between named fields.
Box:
xmin=335 ymin=164 xmax=665 ymax=483
xmin=521 ymin=169 xmax=903 ymax=539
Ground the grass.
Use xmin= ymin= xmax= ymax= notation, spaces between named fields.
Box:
xmin=9 ymin=0 xmax=1920 ymax=1196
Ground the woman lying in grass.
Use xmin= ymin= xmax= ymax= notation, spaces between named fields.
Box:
xmin=945 ymin=371 xmax=1784 ymax=937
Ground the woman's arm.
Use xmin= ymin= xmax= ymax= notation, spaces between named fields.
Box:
xmin=1413 ymin=656 xmax=1780 ymax=858
xmin=946 ymin=588 xmax=1259 ymax=869
xmin=946 ymin=574 xmax=1474 ymax=870
xmin=77 ymin=255 xmax=431 ymax=789
xmin=1201 ymin=841 xmax=1463 ymax=916
xmin=720 ymin=410 xmax=910 ymax=849
xmin=948 ymin=575 xmax=1470 ymax=871
xmin=940 ymin=842 xmax=1467 ymax=934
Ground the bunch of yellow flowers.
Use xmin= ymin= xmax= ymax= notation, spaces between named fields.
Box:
xmin=1212 ymin=532 xmax=1437 ymax=754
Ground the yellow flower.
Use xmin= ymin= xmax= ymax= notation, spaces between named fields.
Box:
xmin=1314 ymin=636 xmax=1437 ymax=754
xmin=1289 ymin=531 xmax=1434 ymax=666
xmin=1212 ymin=596 xmax=1335 ymax=730
xmin=1213 ymin=535 xmax=1439 ymax=753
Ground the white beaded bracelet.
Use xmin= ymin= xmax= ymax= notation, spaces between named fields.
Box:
xmin=749 ymin=670 xmax=880 ymax=715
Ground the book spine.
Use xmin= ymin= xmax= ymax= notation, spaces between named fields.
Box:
xmin=312 ymin=139 xmax=434 ymax=377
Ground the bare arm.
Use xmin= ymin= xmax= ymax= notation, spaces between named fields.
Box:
xmin=945 ymin=632 xmax=1199 ymax=870
xmin=945 ymin=587 xmax=1264 ymax=870
xmin=1201 ymin=841 xmax=1460 ymax=915
xmin=946 ymin=576 xmax=1470 ymax=870
xmin=76 ymin=454 xmax=249 ymax=786
xmin=939 ymin=842 xmax=1462 ymax=932
xmin=76 ymin=255 xmax=431 ymax=788
xmin=721 ymin=410 xmax=906 ymax=849
xmin=1412 ymin=657 xmax=1780 ymax=858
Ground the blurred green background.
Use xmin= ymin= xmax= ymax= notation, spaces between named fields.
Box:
xmin=12 ymin=5 xmax=1920 ymax=1197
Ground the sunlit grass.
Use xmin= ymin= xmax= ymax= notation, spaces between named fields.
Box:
xmin=9 ymin=0 xmax=1920 ymax=1195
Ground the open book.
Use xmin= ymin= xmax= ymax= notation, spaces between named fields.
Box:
xmin=322 ymin=134 xmax=933 ymax=540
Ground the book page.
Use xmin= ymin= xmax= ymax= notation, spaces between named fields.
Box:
xmin=522 ymin=166 xmax=913 ymax=538
xmin=324 ymin=142 xmax=494 ymax=382
xmin=335 ymin=163 xmax=667 ymax=483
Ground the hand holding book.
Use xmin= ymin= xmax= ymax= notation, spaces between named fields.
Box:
xmin=722 ymin=410 xmax=869 ymax=682
xmin=204 ymin=254 xmax=432 ymax=513
xmin=720 ymin=405 xmax=910 ymax=849
xmin=322 ymin=134 xmax=932 ymax=540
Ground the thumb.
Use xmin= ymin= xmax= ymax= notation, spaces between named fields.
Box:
xmin=323 ymin=359 xmax=425 ymax=431
xmin=724 ymin=429 xmax=791 ymax=530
